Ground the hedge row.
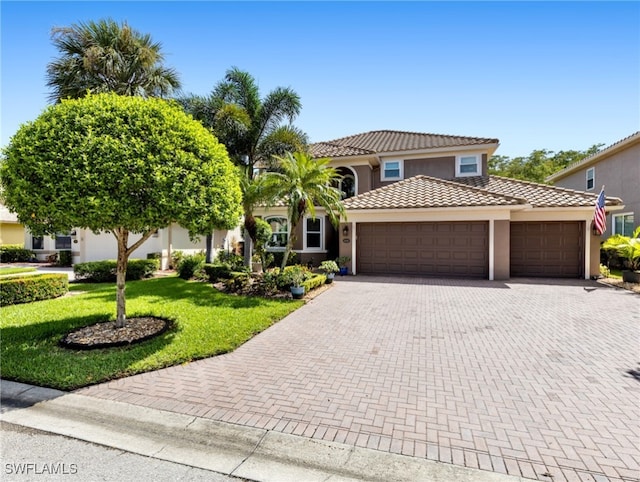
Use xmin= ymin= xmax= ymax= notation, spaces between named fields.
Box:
xmin=302 ymin=274 xmax=327 ymax=293
xmin=73 ymin=259 xmax=159 ymax=282
xmin=1 ymin=274 xmax=69 ymax=305
xmin=0 ymin=245 xmax=35 ymax=263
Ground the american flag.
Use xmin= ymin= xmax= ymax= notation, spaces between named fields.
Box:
xmin=593 ymin=188 xmax=606 ymax=235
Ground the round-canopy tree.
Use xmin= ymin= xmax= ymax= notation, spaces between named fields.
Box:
xmin=1 ymin=93 xmax=242 ymax=327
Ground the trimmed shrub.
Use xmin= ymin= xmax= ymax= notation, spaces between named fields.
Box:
xmin=58 ymin=250 xmax=73 ymax=267
xmin=177 ymin=252 xmax=206 ymax=280
xmin=0 ymin=245 xmax=34 ymax=263
xmin=302 ymin=274 xmax=327 ymax=293
xmin=215 ymin=251 xmax=246 ymax=271
xmin=269 ymin=251 xmax=298 ymax=269
xmin=1 ymin=274 xmax=68 ymax=305
xmin=224 ymin=271 xmax=251 ymax=292
xmin=146 ymin=252 xmax=161 ymax=260
xmin=203 ymin=264 xmax=233 ymax=282
xmin=74 ymin=259 xmax=159 ymax=282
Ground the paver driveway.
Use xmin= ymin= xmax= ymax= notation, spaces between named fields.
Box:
xmin=79 ymin=277 xmax=640 ymax=482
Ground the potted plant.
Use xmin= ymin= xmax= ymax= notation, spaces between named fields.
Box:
xmin=336 ymin=256 xmax=351 ymax=276
xmin=287 ymin=265 xmax=307 ymax=299
xmin=603 ymin=227 xmax=640 ymax=283
xmin=319 ymin=260 xmax=339 ymax=283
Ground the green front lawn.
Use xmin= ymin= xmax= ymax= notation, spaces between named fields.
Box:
xmin=0 ymin=276 xmax=302 ymax=390
xmin=0 ymin=267 xmax=37 ymax=276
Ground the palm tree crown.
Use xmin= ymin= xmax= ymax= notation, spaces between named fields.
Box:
xmin=179 ymin=67 xmax=307 ymax=174
xmin=46 ymin=18 xmax=180 ymax=102
xmin=264 ymin=152 xmax=346 ymax=268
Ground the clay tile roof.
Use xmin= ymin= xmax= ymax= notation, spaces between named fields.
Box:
xmin=343 ymin=175 xmax=525 ymax=210
xmin=310 ymin=130 xmax=499 ymax=158
xmin=453 ymin=176 xmax=623 ymax=208
xmin=310 ymin=142 xmax=375 ymax=158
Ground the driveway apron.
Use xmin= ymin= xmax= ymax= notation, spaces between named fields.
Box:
xmin=78 ymin=277 xmax=640 ymax=482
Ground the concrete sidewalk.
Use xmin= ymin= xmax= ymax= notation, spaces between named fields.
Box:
xmin=1 ymin=380 xmax=529 ymax=482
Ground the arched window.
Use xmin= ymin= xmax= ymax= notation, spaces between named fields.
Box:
xmin=340 ymin=174 xmax=356 ymax=199
xmin=265 ymin=216 xmax=289 ymax=250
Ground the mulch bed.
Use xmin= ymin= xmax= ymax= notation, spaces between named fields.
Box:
xmin=60 ymin=317 xmax=172 ymax=350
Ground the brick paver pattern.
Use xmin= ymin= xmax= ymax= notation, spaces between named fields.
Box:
xmin=79 ymin=277 xmax=640 ymax=482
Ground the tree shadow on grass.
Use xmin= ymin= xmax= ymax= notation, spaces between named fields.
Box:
xmin=70 ymin=276 xmax=294 ymax=309
xmin=0 ymin=313 xmax=177 ymax=391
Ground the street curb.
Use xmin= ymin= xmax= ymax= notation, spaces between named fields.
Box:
xmin=1 ymin=381 xmax=531 ymax=482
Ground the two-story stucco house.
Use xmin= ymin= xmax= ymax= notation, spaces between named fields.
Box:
xmin=256 ymin=130 xmax=623 ymax=280
xmin=546 ymin=131 xmax=639 ymax=239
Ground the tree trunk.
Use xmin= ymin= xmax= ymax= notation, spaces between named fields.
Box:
xmin=243 ymin=229 xmax=253 ymax=271
xmin=205 ymin=233 xmax=213 ymax=264
xmin=115 ymin=230 xmax=129 ymax=328
xmin=281 ymin=221 xmax=298 ymax=269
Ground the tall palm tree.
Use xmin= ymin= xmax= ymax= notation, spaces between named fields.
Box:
xmin=46 ymin=18 xmax=180 ymax=102
xmin=179 ymin=67 xmax=308 ymax=266
xmin=264 ymin=152 xmax=346 ymax=268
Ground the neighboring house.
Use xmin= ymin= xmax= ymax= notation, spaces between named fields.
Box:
xmin=255 ymin=130 xmax=623 ymax=280
xmin=0 ymin=203 xmax=24 ymax=246
xmin=21 ymin=224 xmax=242 ymax=269
xmin=546 ymin=131 xmax=639 ymax=239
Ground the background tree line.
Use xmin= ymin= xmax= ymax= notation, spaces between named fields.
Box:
xmin=488 ymin=145 xmax=603 ymax=184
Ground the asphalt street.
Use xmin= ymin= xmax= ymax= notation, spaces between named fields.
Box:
xmin=1 ymin=422 xmax=244 ymax=482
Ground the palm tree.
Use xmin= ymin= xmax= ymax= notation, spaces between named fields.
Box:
xmin=264 ymin=152 xmax=346 ymax=268
xmin=179 ymin=68 xmax=308 ymax=267
xmin=46 ymin=18 xmax=180 ymax=102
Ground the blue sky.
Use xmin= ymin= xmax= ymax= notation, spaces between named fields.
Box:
xmin=2 ymin=1 xmax=639 ymax=158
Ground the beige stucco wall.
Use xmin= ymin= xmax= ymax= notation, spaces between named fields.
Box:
xmin=493 ymin=220 xmax=510 ymax=280
xmin=0 ymin=223 xmax=25 ymax=245
xmin=552 ymin=142 xmax=640 ymax=238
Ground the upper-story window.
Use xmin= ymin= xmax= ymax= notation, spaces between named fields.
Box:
xmin=265 ymin=216 xmax=289 ymax=250
xmin=586 ymin=167 xmax=595 ymax=191
xmin=339 ymin=174 xmax=356 ymax=199
xmin=455 ymin=155 xmax=480 ymax=177
xmin=381 ymin=160 xmax=403 ymax=181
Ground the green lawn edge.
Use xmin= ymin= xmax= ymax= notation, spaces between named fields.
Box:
xmin=0 ymin=276 xmax=303 ymax=390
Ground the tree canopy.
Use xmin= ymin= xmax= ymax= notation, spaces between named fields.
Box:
xmin=489 ymin=145 xmax=603 ymax=183
xmin=1 ymin=93 xmax=242 ymax=325
xmin=178 ymin=67 xmax=308 ymax=268
xmin=46 ymin=18 xmax=181 ymax=102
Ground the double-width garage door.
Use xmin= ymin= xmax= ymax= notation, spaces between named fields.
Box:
xmin=510 ymin=221 xmax=584 ymax=278
xmin=357 ymin=222 xmax=488 ymax=278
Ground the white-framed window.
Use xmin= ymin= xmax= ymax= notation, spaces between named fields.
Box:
xmin=381 ymin=160 xmax=403 ymax=181
xmin=613 ymin=213 xmax=635 ymax=236
xmin=32 ymin=236 xmax=44 ymax=250
xmin=455 ymin=154 xmax=480 ymax=177
xmin=586 ymin=167 xmax=595 ymax=191
xmin=55 ymin=232 xmax=71 ymax=250
xmin=304 ymin=217 xmax=324 ymax=251
xmin=265 ymin=216 xmax=289 ymax=251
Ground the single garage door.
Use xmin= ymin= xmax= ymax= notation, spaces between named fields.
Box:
xmin=357 ymin=222 xmax=488 ymax=278
xmin=510 ymin=221 xmax=584 ymax=278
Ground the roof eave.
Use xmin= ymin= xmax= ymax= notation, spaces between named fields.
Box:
xmin=546 ymin=132 xmax=640 ymax=182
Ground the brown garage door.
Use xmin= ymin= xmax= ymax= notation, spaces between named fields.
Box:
xmin=357 ymin=222 xmax=488 ymax=278
xmin=510 ymin=221 xmax=584 ymax=278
